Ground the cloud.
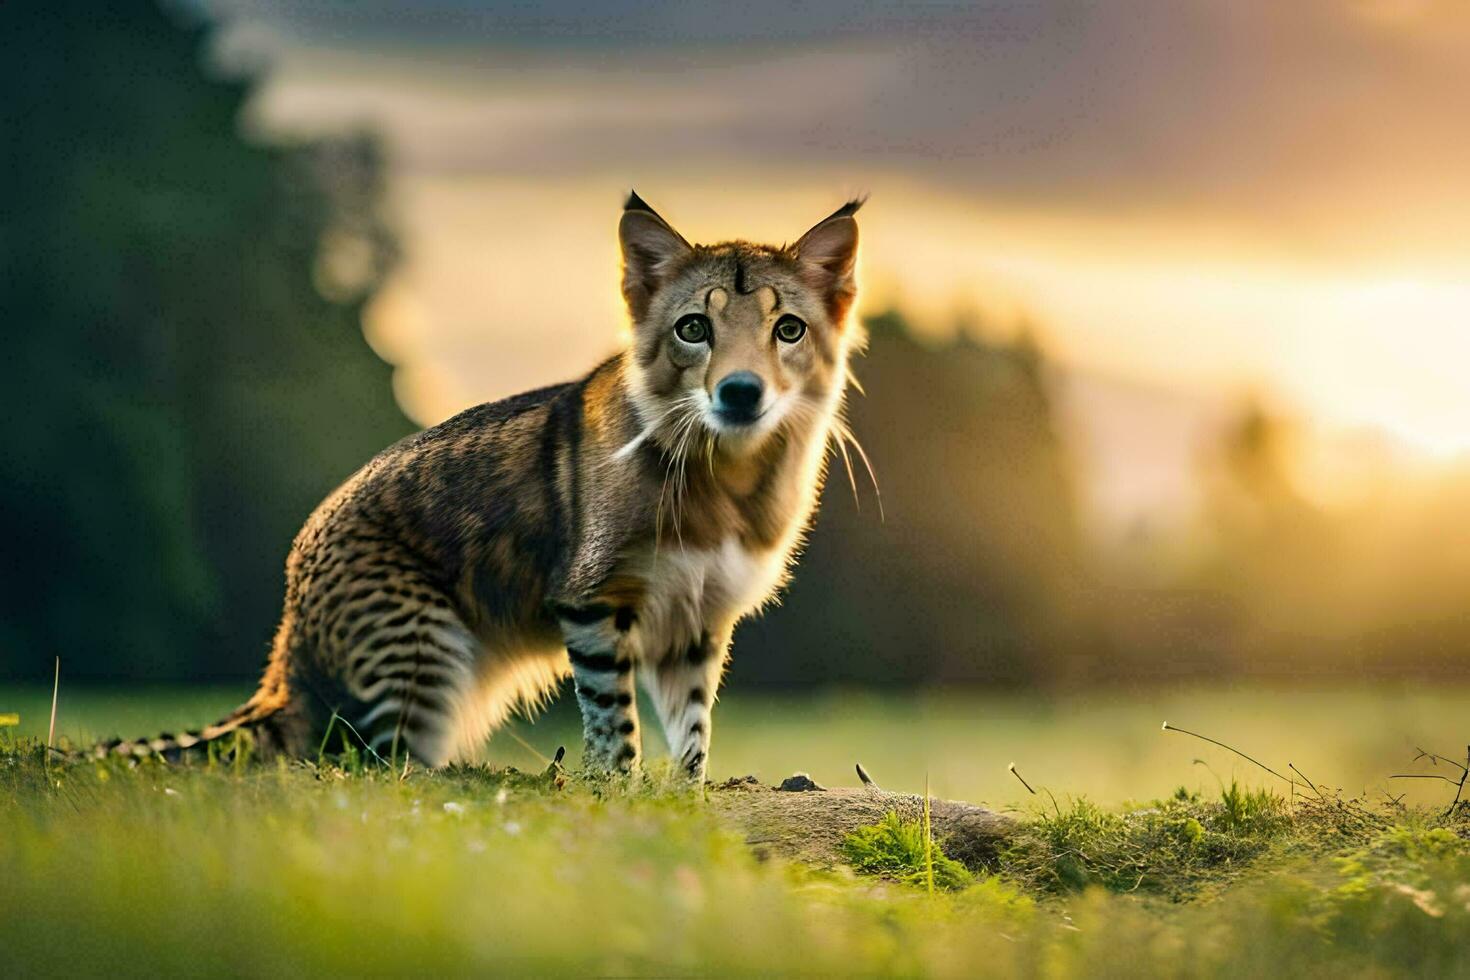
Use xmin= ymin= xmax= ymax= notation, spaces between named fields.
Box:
xmin=216 ymin=0 xmax=1470 ymax=234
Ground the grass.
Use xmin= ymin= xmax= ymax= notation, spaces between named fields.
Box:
xmin=842 ymin=811 xmax=975 ymax=892
xmin=11 ymin=682 xmax=1470 ymax=806
xmin=4 ymin=685 xmax=1470 ymax=976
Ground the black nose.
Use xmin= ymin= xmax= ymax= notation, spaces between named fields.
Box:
xmin=714 ymin=371 xmax=764 ymax=421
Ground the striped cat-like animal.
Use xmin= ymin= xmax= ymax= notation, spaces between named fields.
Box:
xmin=99 ymin=192 xmax=865 ymax=779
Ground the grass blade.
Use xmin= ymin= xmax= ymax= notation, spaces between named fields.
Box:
xmin=46 ymin=656 xmax=60 ymax=769
xmin=924 ymin=772 xmax=934 ymax=898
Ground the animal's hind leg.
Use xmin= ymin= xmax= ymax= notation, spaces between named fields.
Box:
xmin=333 ymin=590 xmax=481 ymax=767
xmin=445 ymin=648 xmax=570 ymax=763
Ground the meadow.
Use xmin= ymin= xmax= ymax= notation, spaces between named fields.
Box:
xmin=4 ymin=684 xmax=1470 ymax=977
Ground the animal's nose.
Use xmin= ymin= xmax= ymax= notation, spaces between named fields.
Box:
xmin=714 ymin=371 xmax=765 ymax=421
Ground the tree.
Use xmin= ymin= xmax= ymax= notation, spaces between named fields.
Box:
xmin=0 ymin=1 xmax=412 ymax=681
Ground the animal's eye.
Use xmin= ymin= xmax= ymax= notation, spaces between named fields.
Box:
xmin=774 ymin=315 xmax=807 ymax=344
xmin=674 ymin=313 xmax=711 ymax=345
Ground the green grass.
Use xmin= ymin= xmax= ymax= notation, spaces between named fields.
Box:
xmin=842 ymin=811 xmax=976 ymax=892
xmin=4 ymin=685 xmax=1470 ymax=976
xmin=999 ymin=783 xmax=1295 ymax=897
xmin=10 ymin=682 xmax=1470 ymax=807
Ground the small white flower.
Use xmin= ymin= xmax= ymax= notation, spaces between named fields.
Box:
xmin=163 ymin=787 xmax=180 ymax=797
xmin=503 ymin=820 xmax=522 ymax=836
xmin=443 ymin=801 xmax=466 ymax=816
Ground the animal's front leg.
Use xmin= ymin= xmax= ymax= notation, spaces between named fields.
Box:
xmin=643 ymin=627 xmax=730 ymax=781
xmin=557 ymin=605 xmax=641 ymax=773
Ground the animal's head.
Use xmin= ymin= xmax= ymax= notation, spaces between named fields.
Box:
xmin=618 ymin=192 xmax=862 ymax=455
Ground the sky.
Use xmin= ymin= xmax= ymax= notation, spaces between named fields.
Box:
xmin=196 ymin=0 xmax=1470 ymax=522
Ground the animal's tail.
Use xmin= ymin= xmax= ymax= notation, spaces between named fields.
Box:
xmin=88 ymin=690 xmax=290 ymax=763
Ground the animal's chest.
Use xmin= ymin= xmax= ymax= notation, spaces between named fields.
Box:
xmin=631 ymin=539 xmax=786 ymax=660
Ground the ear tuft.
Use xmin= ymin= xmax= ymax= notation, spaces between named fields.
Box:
xmin=826 ymin=195 xmax=868 ymax=221
xmin=624 ymin=189 xmax=657 ymax=214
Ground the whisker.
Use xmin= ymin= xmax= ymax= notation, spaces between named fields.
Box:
xmin=837 ymin=419 xmax=883 ymax=522
xmin=608 ymin=394 xmax=697 ymax=466
xmin=662 ymin=404 xmax=702 ymax=554
xmin=832 ymin=427 xmax=861 ymax=509
xmin=774 ymin=396 xmax=860 ymax=510
xmin=611 ymin=427 xmax=653 ymax=462
xmin=653 ymin=406 xmax=699 ymax=558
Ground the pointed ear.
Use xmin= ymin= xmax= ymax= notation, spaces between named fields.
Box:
xmin=793 ymin=197 xmax=863 ymax=321
xmin=619 ymin=191 xmax=692 ymax=322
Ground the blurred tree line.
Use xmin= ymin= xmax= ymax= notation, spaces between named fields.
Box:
xmin=1092 ymin=403 xmax=1470 ymax=683
xmin=1 ymin=1 xmax=412 ymax=682
xmin=738 ymin=315 xmax=1092 ymax=687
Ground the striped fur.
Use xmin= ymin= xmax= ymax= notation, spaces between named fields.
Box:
xmin=100 ymin=194 xmax=865 ymax=779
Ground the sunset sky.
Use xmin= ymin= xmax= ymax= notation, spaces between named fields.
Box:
xmin=199 ymin=0 xmax=1470 ymax=520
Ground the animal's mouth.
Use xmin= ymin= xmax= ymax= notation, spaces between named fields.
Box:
xmin=712 ymin=406 xmax=766 ymax=428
